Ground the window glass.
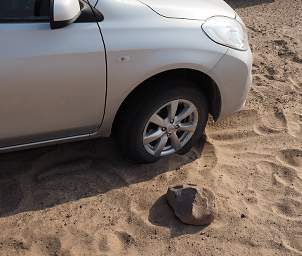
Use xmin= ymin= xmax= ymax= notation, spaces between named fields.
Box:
xmin=0 ymin=0 xmax=50 ymax=21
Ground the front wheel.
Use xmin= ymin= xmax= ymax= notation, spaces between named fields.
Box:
xmin=116 ymin=80 xmax=209 ymax=163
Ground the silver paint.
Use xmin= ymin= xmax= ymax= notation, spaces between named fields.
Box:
xmin=0 ymin=0 xmax=252 ymax=152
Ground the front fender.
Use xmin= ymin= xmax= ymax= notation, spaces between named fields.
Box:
xmin=96 ymin=8 xmax=227 ymax=136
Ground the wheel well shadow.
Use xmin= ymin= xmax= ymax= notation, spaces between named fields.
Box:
xmin=112 ymin=68 xmax=221 ymax=136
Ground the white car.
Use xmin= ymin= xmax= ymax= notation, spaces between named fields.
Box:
xmin=0 ymin=0 xmax=252 ymax=163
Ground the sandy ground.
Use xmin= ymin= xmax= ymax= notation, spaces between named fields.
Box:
xmin=0 ymin=0 xmax=302 ymax=255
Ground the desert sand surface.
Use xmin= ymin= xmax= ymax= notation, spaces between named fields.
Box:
xmin=0 ymin=0 xmax=302 ymax=255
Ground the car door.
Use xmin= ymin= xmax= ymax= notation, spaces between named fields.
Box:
xmin=0 ymin=0 xmax=106 ymax=148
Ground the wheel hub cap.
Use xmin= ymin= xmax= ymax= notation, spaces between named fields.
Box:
xmin=166 ymin=124 xmax=177 ymax=133
xmin=143 ymin=99 xmax=199 ymax=157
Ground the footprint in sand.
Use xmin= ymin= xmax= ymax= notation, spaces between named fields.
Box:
xmin=254 ymin=161 xmax=302 ymax=219
xmin=253 ymin=109 xmax=287 ymax=136
xmin=271 ymin=163 xmax=302 ymax=189
xmin=276 ymin=149 xmax=302 ymax=171
xmin=0 ymin=238 xmax=30 ymax=255
xmin=257 ymin=161 xmax=302 ymax=192
xmin=285 ymin=112 xmax=302 ymax=139
xmin=32 ymin=148 xmax=93 ymax=183
xmin=282 ymin=233 xmax=302 ymax=255
xmin=20 ymin=227 xmax=100 ymax=255
xmin=37 ymin=236 xmax=67 ymax=256
xmin=272 ymin=198 xmax=302 ymax=221
xmin=21 ymin=235 xmax=72 ymax=256
xmin=98 ymin=232 xmax=138 ymax=256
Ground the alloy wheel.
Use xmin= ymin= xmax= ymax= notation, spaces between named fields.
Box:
xmin=143 ymin=99 xmax=198 ymax=157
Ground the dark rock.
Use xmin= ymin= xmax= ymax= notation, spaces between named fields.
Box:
xmin=166 ymin=184 xmax=215 ymax=226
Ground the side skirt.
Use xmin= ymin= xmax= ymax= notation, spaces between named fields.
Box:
xmin=0 ymin=132 xmax=100 ymax=153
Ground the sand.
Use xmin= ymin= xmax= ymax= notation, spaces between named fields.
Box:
xmin=0 ymin=0 xmax=302 ymax=255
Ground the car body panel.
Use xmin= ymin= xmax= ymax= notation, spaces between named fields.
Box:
xmin=94 ymin=0 xmax=229 ymax=136
xmin=0 ymin=22 xmax=106 ymax=148
xmin=210 ymin=47 xmax=253 ymax=119
xmin=88 ymin=0 xmax=98 ymax=6
xmin=0 ymin=0 xmax=253 ymax=153
xmin=138 ymin=0 xmax=235 ymax=20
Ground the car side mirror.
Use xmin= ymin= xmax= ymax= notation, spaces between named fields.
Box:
xmin=50 ymin=0 xmax=81 ymax=29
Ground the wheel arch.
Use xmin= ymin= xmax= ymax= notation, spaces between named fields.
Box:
xmin=111 ymin=68 xmax=221 ymax=136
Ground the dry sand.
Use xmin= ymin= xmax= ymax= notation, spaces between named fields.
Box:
xmin=0 ymin=0 xmax=302 ymax=255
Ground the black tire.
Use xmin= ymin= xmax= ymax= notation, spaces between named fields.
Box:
xmin=115 ymin=79 xmax=209 ymax=163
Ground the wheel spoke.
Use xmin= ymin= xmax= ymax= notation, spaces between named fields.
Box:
xmin=179 ymin=123 xmax=197 ymax=132
xmin=168 ymin=100 xmax=179 ymax=122
xmin=154 ymin=134 xmax=168 ymax=157
xmin=150 ymin=114 xmax=166 ymax=127
xmin=143 ymin=129 xmax=164 ymax=144
xmin=170 ymin=132 xmax=182 ymax=151
xmin=143 ymin=99 xmax=198 ymax=157
xmin=176 ymin=105 xmax=195 ymax=123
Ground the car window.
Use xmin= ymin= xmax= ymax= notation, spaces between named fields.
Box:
xmin=0 ymin=0 xmax=50 ymax=21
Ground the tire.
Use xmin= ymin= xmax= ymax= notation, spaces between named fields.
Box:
xmin=115 ymin=79 xmax=209 ymax=163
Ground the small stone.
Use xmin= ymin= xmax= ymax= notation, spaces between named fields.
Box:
xmin=241 ymin=214 xmax=247 ymax=219
xmin=166 ymin=184 xmax=215 ymax=226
